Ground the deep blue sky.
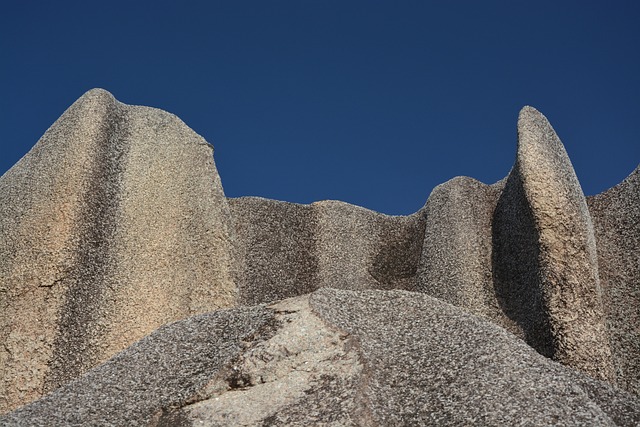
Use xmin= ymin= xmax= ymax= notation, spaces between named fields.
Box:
xmin=1 ymin=1 xmax=638 ymax=215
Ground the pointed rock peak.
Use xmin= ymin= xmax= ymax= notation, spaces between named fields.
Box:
xmin=518 ymin=105 xmax=544 ymax=120
xmin=517 ymin=106 xmax=561 ymax=141
xmin=75 ymin=88 xmax=117 ymax=106
xmin=516 ymin=106 xmax=570 ymax=179
xmin=506 ymin=106 xmax=612 ymax=382
xmin=517 ymin=106 xmax=561 ymax=149
xmin=62 ymin=88 xmax=119 ymax=125
xmin=83 ymin=87 xmax=115 ymax=98
xmin=516 ymin=105 xmax=573 ymax=178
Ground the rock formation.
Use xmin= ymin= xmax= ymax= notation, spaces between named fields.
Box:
xmin=416 ymin=176 xmax=504 ymax=322
xmin=230 ymin=197 xmax=425 ymax=305
xmin=0 ymin=90 xmax=237 ymax=412
xmin=3 ymin=290 xmax=640 ymax=426
xmin=494 ymin=106 xmax=614 ymax=382
xmin=0 ymin=89 xmax=638 ymax=425
xmin=588 ymin=165 xmax=640 ymax=395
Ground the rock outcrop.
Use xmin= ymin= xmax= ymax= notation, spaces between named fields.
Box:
xmin=493 ymin=106 xmax=613 ymax=383
xmin=0 ymin=89 xmax=237 ymax=412
xmin=2 ymin=289 xmax=639 ymax=426
xmin=415 ymin=176 xmax=505 ymax=323
xmin=230 ymin=197 xmax=425 ymax=305
xmin=587 ymin=165 xmax=640 ymax=395
xmin=0 ymin=90 xmax=638 ymax=423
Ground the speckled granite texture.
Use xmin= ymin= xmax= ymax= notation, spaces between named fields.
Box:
xmin=587 ymin=165 xmax=640 ymax=395
xmin=416 ymin=176 xmax=505 ymax=323
xmin=0 ymin=89 xmax=237 ymax=412
xmin=230 ymin=197 xmax=425 ymax=305
xmin=0 ymin=305 xmax=276 ymax=426
xmin=0 ymin=89 xmax=638 ymax=424
xmin=2 ymin=290 xmax=639 ymax=426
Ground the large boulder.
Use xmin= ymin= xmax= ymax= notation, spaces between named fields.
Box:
xmin=0 ymin=89 xmax=238 ymax=412
xmin=1 ymin=289 xmax=638 ymax=426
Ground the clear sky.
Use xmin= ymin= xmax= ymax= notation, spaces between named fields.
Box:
xmin=1 ymin=1 xmax=638 ymax=215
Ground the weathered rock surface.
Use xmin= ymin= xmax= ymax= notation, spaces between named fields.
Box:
xmin=415 ymin=176 xmax=505 ymax=324
xmin=229 ymin=198 xmax=318 ymax=305
xmin=588 ymin=165 xmax=640 ymax=395
xmin=311 ymin=289 xmax=640 ymax=426
xmin=0 ymin=89 xmax=237 ymax=413
xmin=493 ymin=106 xmax=613 ymax=382
xmin=2 ymin=289 xmax=639 ymax=426
xmin=230 ymin=197 xmax=425 ymax=305
xmin=0 ymin=304 xmax=275 ymax=427
xmin=1 ymin=90 xmax=638 ymax=422
xmin=173 ymin=295 xmax=363 ymax=426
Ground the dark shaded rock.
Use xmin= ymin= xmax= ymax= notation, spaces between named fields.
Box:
xmin=230 ymin=197 xmax=426 ymax=305
xmin=588 ymin=165 xmax=640 ymax=394
xmin=492 ymin=166 xmax=554 ymax=354
xmin=229 ymin=197 xmax=319 ymax=305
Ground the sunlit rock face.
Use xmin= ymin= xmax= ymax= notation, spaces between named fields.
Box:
xmin=0 ymin=90 xmax=638 ymax=425
xmin=0 ymin=89 xmax=238 ymax=412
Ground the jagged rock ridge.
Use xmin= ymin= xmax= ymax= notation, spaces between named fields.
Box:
xmin=0 ymin=89 xmax=638 ymax=425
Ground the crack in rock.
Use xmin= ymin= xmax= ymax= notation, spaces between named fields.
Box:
xmin=169 ymin=296 xmax=363 ymax=426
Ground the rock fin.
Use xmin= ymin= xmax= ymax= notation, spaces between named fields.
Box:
xmin=494 ymin=106 xmax=614 ymax=382
xmin=0 ymin=89 xmax=238 ymax=412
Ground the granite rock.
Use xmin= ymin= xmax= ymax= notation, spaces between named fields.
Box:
xmin=2 ymin=289 xmax=638 ymax=426
xmin=0 ymin=305 xmax=275 ymax=427
xmin=415 ymin=176 xmax=506 ymax=325
xmin=0 ymin=89 xmax=237 ymax=413
xmin=492 ymin=107 xmax=613 ymax=382
xmin=1 ymin=90 xmax=638 ymax=421
xmin=311 ymin=288 xmax=640 ymax=426
xmin=588 ymin=165 xmax=640 ymax=394
xmin=229 ymin=197 xmax=319 ymax=305
xmin=230 ymin=197 xmax=425 ymax=305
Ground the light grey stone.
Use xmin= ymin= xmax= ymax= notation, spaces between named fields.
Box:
xmin=173 ymin=296 xmax=363 ymax=426
xmin=3 ymin=290 xmax=639 ymax=426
